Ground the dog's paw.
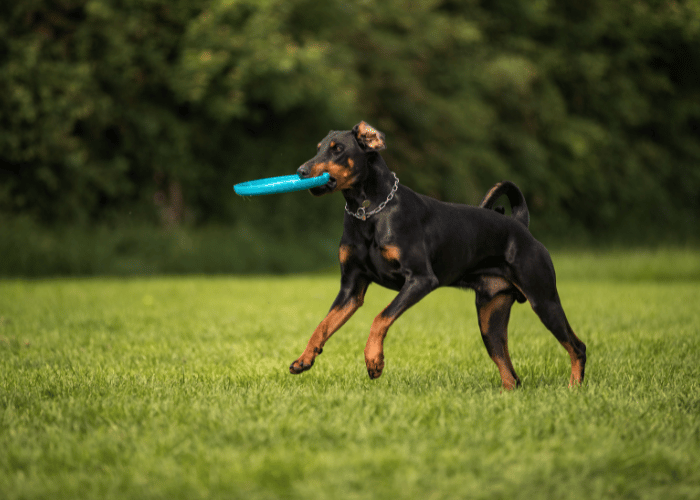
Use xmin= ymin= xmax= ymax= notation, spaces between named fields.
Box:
xmin=289 ymin=358 xmax=314 ymax=374
xmin=365 ymin=356 xmax=385 ymax=379
xmin=289 ymin=347 xmax=323 ymax=374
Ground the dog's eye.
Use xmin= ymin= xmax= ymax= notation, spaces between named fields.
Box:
xmin=333 ymin=144 xmax=344 ymax=153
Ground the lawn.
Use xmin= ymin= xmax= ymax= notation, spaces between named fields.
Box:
xmin=1 ymin=249 xmax=699 ymax=500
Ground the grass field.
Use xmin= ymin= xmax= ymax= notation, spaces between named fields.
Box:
xmin=1 ymin=249 xmax=699 ymax=500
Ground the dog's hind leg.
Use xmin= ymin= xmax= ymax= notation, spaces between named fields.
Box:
xmin=513 ymin=243 xmax=586 ymax=387
xmin=476 ymin=291 xmax=520 ymax=390
xmin=530 ymin=297 xmax=586 ymax=387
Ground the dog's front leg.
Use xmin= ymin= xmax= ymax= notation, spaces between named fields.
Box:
xmin=365 ymin=275 xmax=439 ymax=379
xmin=289 ymin=277 xmax=368 ymax=374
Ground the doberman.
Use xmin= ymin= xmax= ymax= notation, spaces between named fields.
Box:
xmin=290 ymin=121 xmax=586 ymax=389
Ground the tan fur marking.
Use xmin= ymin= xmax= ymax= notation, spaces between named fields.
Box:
xmin=561 ymin=341 xmax=584 ymax=387
xmin=339 ymin=245 xmax=352 ymax=264
xmin=356 ymin=121 xmax=386 ymax=150
xmin=381 ymin=245 xmax=401 ymax=262
xmin=482 ymin=276 xmax=511 ymax=297
xmin=321 ymin=302 xmax=358 ymax=334
xmin=493 ymin=352 xmax=519 ymax=390
xmin=480 ymin=182 xmax=503 ymax=208
xmin=478 ymin=294 xmax=518 ymax=390
xmin=309 ymin=161 xmax=357 ymax=191
xmin=369 ymin=313 xmax=394 ymax=343
xmin=365 ymin=312 xmax=396 ymax=378
xmin=291 ymin=297 xmax=363 ymax=372
xmin=478 ymin=294 xmax=510 ymax=333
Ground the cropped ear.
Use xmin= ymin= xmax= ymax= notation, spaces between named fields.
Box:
xmin=352 ymin=121 xmax=386 ymax=151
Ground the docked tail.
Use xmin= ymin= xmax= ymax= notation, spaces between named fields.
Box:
xmin=479 ymin=181 xmax=530 ymax=229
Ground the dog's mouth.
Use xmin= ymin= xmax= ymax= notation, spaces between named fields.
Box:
xmin=309 ymin=175 xmax=337 ymax=196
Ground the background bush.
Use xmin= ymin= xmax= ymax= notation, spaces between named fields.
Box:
xmin=1 ymin=0 xmax=698 ymax=275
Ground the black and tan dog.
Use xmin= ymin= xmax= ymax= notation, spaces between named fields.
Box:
xmin=289 ymin=121 xmax=586 ymax=389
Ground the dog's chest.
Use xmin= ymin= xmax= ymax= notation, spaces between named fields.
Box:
xmin=359 ymin=241 xmax=404 ymax=290
xmin=344 ymin=219 xmax=406 ymax=290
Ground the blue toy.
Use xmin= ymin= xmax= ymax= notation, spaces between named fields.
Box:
xmin=234 ymin=172 xmax=330 ymax=196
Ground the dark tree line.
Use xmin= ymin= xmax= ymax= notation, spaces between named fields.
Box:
xmin=2 ymin=0 xmax=699 ymax=242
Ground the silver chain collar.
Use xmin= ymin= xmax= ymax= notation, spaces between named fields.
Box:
xmin=344 ymin=172 xmax=399 ymax=221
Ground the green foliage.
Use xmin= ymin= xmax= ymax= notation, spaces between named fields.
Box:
xmin=2 ymin=215 xmax=697 ymax=278
xmin=1 ymin=0 xmax=699 ymax=242
xmin=0 ymin=216 xmax=341 ymax=276
xmin=1 ymin=263 xmax=700 ymax=499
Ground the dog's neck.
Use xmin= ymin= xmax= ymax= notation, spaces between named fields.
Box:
xmin=342 ymin=153 xmax=396 ymax=212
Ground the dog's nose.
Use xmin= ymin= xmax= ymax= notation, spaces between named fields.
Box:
xmin=297 ymin=165 xmax=310 ymax=178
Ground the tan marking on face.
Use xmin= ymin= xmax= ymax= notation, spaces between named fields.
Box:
xmin=330 ymin=141 xmax=336 ymax=148
xmin=381 ymin=245 xmax=401 ymax=262
xmin=309 ymin=161 xmax=357 ymax=191
xmin=339 ymin=245 xmax=352 ymax=264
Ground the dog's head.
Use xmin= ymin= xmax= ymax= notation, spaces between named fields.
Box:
xmin=297 ymin=121 xmax=386 ymax=196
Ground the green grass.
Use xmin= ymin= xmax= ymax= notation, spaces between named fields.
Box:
xmin=1 ymin=250 xmax=699 ymax=499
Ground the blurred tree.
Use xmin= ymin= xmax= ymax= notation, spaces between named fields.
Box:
xmin=1 ymin=0 xmax=698 ymax=242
